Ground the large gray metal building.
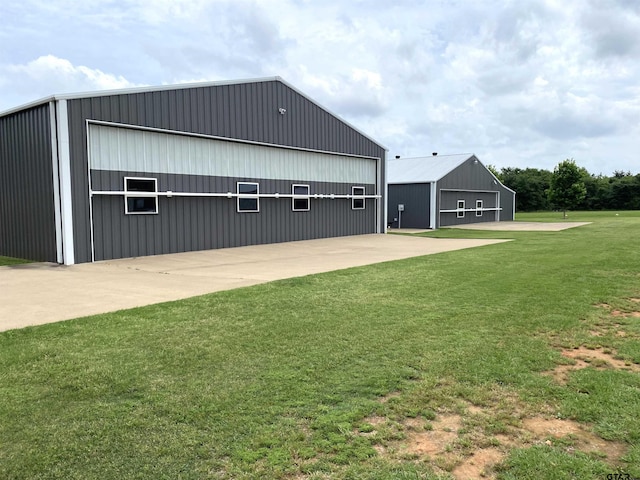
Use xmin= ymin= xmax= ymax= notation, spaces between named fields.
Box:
xmin=387 ymin=154 xmax=515 ymax=229
xmin=0 ymin=77 xmax=386 ymax=264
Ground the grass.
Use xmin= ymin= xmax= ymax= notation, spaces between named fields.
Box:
xmin=1 ymin=211 xmax=640 ymax=479
xmin=0 ymin=255 xmax=30 ymax=266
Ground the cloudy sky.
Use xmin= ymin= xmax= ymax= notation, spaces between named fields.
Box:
xmin=1 ymin=0 xmax=639 ymax=175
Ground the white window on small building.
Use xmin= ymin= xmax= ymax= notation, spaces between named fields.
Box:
xmin=292 ymin=184 xmax=310 ymax=211
xmin=457 ymin=200 xmax=465 ymax=218
xmin=476 ymin=200 xmax=483 ymax=217
xmin=352 ymin=186 xmax=365 ymax=210
xmin=124 ymin=177 xmax=158 ymax=214
xmin=237 ymin=182 xmax=259 ymax=212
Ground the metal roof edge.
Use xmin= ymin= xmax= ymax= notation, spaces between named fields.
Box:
xmin=0 ymin=77 xmax=282 ymax=118
xmin=1 ymin=76 xmax=387 ymax=151
xmin=388 ymin=153 xmax=473 ymax=182
xmin=0 ymin=95 xmax=57 ymax=118
xmin=275 ymin=77 xmax=388 ymax=151
xmin=473 ymin=156 xmax=517 ymax=194
xmin=55 ymin=76 xmax=284 ymax=101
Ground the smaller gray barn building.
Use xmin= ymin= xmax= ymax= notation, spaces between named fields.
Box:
xmin=387 ymin=154 xmax=515 ymax=229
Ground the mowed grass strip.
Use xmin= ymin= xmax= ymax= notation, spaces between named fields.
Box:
xmin=1 ymin=212 xmax=639 ymax=479
xmin=0 ymin=255 xmax=30 ymax=267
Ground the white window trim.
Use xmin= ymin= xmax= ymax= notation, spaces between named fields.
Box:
xmin=457 ymin=200 xmax=465 ymax=218
xmin=476 ymin=200 xmax=483 ymax=217
xmin=237 ymin=182 xmax=260 ymax=213
xmin=352 ymin=186 xmax=366 ymax=210
xmin=124 ymin=176 xmax=158 ymax=215
xmin=292 ymin=184 xmax=310 ymax=212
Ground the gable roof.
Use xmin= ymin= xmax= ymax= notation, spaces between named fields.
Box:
xmin=0 ymin=76 xmax=387 ymax=149
xmin=387 ymin=153 xmax=474 ymax=184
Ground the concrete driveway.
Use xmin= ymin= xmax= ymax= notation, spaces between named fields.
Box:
xmin=0 ymin=234 xmax=508 ymax=332
xmin=448 ymin=221 xmax=591 ymax=231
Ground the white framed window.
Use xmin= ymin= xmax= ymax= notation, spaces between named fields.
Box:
xmin=237 ymin=182 xmax=259 ymax=212
xmin=457 ymin=200 xmax=465 ymax=218
xmin=124 ymin=177 xmax=158 ymax=214
xmin=476 ymin=200 xmax=483 ymax=217
xmin=352 ymin=186 xmax=365 ymax=210
xmin=292 ymin=184 xmax=310 ymax=211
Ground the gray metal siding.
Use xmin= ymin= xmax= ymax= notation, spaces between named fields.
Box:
xmin=437 ymin=156 xmax=515 ymax=226
xmin=439 ymin=191 xmax=498 ymax=227
xmin=498 ymin=184 xmax=515 ymax=220
xmin=387 ymin=183 xmax=431 ymax=229
xmin=91 ymin=170 xmax=375 ymax=261
xmin=66 ymin=80 xmax=385 ymax=263
xmin=0 ymin=104 xmax=57 ymax=261
xmin=438 ymin=157 xmax=499 ymax=192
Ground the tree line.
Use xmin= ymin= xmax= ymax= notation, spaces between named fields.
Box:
xmin=490 ymin=160 xmax=640 ymax=212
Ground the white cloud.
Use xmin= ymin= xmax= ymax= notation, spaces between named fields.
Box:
xmin=3 ymin=55 xmax=140 ymax=100
xmin=1 ymin=0 xmax=640 ymax=174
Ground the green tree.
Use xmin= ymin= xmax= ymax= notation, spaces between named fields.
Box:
xmin=486 ymin=164 xmax=502 ymax=182
xmin=547 ymin=159 xmax=587 ymax=218
xmin=501 ymin=167 xmax=552 ymax=211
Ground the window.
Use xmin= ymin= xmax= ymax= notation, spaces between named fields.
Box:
xmin=124 ymin=177 xmax=158 ymax=214
xmin=476 ymin=200 xmax=483 ymax=217
xmin=352 ymin=186 xmax=365 ymax=210
xmin=292 ymin=184 xmax=310 ymax=211
xmin=237 ymin=182 xmax=259 ymax=212
xmin=457 ymin=200 xmax=465 ymax=218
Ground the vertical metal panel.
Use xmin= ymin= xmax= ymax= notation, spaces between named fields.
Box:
xmin=439 ymin=191 xmax=499 ymax=227
xmin=0 ymin=104 xmax=57 ymax=261
xmin=436 ymin=156 xmax=515 ymax=226
xmin=498 ymin=184 xmax=515 ymax=220
xmin=387 ymin=184 xmax=431 ymax=229
xmin=88 ymin=124 xmax=378 ymax=184
xmin=66 ymin=79 xmax=385 ymax=263
xmin=90 ymin=170 xmax=375 ymax=261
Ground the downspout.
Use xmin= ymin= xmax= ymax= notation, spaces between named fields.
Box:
xmin=49 ymin=101 xmax=63 ymax=264
xmin=55 ymin=99 xmax=75 ymax=265
xmin=429 ymin=181 xmax=437 ymax=229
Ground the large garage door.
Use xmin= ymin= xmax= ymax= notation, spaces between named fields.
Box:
xmin=439 ymin=190 xmax=499 ymax=227
xmin=87 ymin=123 xmax=380 ymax=261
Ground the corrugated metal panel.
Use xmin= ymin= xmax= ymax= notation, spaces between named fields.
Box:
xmin=89 ymin=123 xmax=377 ymax=184
xmin=0 ymin=104 xmax=57 ymax=261
xmin=387 ymin=184 xmax=431 ymax=229
xmin=498 ymin=184 xmax=515 ymax=220
xmin=438 ymin=157 xmax=498 ymax=191
xmin=90 ymin=170 xmax=375 ymax=261
xmin=66 ymin=79 xmax=385 ymax=263
xmin=439 ymin=191 xmax=499 ymax=226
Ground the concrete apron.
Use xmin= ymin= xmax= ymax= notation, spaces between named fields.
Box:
xmin=447 ymin=221 xmax=591 ymax=231
xmin=0 ymin=234 xmax=509 ymax=332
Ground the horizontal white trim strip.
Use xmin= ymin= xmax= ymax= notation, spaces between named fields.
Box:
xmin=92 ymin=190 xmax=381 ymax=199
xmin=440 ymin=207 xmax=502 ymax=213
xmin=440 ymin=188 xmax=500 ymax=194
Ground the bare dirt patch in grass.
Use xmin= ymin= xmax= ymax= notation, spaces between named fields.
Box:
xmin=522 ymin=418 xmax=627 ymax=462
xmin=545 ymin=347 xmax=640 ymax=384
xmin=404 ymin=414 xmax=461 ymax=457
xmin=611 ymin=310 xmax=640 ymax=318
xmin=360 ymin=389 xmax=629 ymax=479
xmin=452 ymin=448 xmax=504 ymax=479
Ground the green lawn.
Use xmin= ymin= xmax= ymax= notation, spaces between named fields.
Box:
xmin=0 ymin=255 xmax=30 ymax=266
xmin=1 ymin=212 xmax=639 ymax=479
